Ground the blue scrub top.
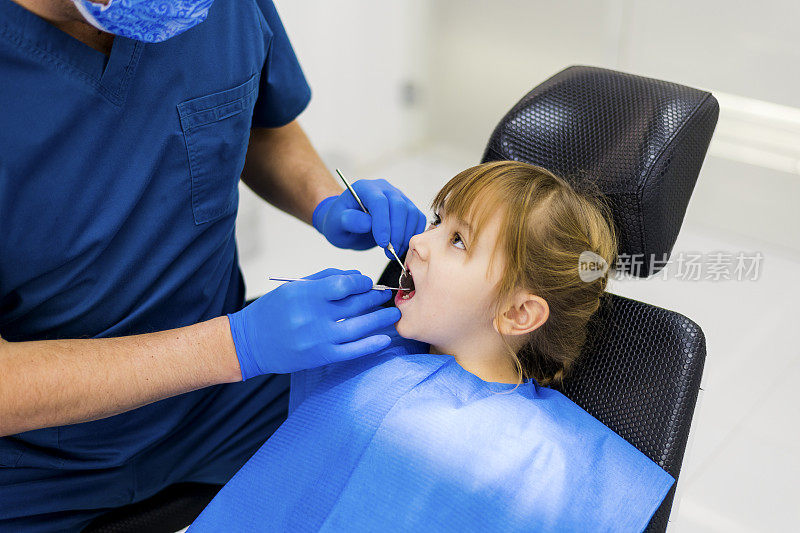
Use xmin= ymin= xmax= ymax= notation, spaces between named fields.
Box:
xmin=0 ymin=0 xmax=309 ymax=485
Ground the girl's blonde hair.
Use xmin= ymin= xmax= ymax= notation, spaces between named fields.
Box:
xmin=431 ymin=161 xmax=617 ymax=388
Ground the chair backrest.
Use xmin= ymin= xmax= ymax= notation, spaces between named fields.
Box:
xmin=379 ymin=65 xmax=718 ymax=532
xmin=483 ymin=65 xmax=719 ymax=278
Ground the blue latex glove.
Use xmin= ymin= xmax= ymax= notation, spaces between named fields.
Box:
xmin=312 ymin=178 xmax=428 ymax=260
xmin=227 ymin=268 xmax=401 ymax=379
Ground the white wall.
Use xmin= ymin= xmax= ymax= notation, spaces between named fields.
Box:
xmin=269 ymin=0 xmax=431 ymax=169
xmin=426 ymin=0 xmax=624 ymax=155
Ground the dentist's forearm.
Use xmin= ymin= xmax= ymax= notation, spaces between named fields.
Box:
xmin=0 ymin=317 xmax=242 ymax=437
xmin=241 ymin=120 xmax=342 ymax=225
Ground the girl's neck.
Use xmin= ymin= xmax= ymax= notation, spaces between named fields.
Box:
xmin=429 ymin=345 xmax=521 ymax=385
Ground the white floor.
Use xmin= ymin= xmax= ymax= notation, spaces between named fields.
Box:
xmin=235 ymin=144 xmax=800 ymax=532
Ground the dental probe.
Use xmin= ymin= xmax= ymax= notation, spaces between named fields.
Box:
xmin=269 ymin=277 xmax=401 ymax=291
xmin=334 ymin=168 xmax=410 ymax=279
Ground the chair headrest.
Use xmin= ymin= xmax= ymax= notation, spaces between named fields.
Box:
xmin=482 ymin=65 xmax=719 ymax=277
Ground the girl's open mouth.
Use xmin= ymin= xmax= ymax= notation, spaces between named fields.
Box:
xmin=395 ymin=269 xmax=416 ymax=305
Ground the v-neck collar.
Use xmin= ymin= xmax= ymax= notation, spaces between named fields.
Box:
xmin=0 ymin=0 xmax=143 ymax=106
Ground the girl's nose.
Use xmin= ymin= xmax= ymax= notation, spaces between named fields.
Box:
xmin=408 ymin=232 xmax=427 ymax=262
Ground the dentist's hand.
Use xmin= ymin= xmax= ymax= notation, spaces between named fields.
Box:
xmin=312 ymin=179 xmax=428 ymax=260
xmin=227 ymin=269 xmax=400 ymax=379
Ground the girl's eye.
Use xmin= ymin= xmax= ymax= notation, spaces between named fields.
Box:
xmin=428 ymin=213 xmax=466 ymax=250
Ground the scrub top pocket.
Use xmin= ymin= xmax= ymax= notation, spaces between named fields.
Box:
xmin=178 ymin=73 xmax=260 ymax=225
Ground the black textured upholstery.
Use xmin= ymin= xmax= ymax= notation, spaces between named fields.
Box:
xmin=85 ymin=66 xmax=715 ymax=532
xmin=561 ymin=294 xmax=706 ymax=532
xmin=483 ymin=65 xmax=719 ymax=277
xmin=82 ymin=483 xmax=222 ymax=533
xmin=379 ymin=65 xmax=716 ymax=532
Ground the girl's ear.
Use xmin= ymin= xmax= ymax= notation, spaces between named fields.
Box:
xmin=495 ymin=292 xmax=549 ymax=337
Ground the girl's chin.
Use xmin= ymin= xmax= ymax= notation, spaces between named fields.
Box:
xmin=395 ymin=321 xmax=433 ymax=347
xmin=394 ymin=318 xmax=410 ymax=338
xmin=394 ymin=317 xmax=419 ymax=340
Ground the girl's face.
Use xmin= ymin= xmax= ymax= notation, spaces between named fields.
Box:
xmin=394 ymin=206 xmax=506 ymax=355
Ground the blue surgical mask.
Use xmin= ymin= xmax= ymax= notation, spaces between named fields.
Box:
xmin=72 ymin=0 xmax=216 ymax=43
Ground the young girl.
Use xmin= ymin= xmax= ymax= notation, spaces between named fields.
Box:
xmin=190 ymin=161 xmax=674 ymax=532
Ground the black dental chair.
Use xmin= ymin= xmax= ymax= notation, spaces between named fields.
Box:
xmin=84 ymin=65 xmax=717 ymax=532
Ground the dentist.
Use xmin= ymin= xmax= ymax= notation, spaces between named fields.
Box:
xmin=0 ymin=0 xmax=427 ymax=530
